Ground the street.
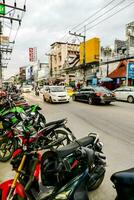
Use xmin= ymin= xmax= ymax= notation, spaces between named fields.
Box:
xmin=1 ymin=93 xmax=134 ymax=200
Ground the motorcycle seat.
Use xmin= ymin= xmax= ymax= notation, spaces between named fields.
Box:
xmin=45 ymin=118 xmax=66 ymax=127
xmin=56 ymin=135 xmax=95 ymax=158
xmin=111 ymin=168 xmax=134 ymax=186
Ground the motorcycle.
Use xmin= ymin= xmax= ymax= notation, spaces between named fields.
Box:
xmin=0 ymin=118 xmax=75 ymax=162
xmin=0 ymin=132 xmax=106 ymax=200
xmin=111 ymin=168 xmax=134 ymax=200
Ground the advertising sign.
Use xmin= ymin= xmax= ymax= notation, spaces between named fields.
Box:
xmin=80 ymin=37 xmax=100 ymax=64
xmin=29 ymin=47 xmax=37 ymax=62
xmin=128 ymin=62 xmax=134 ymax=78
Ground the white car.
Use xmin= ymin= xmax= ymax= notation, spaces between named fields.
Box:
xmin=21 ymin=85 xmax=32 ymax=93
xmin=114 ymin=86 xmax=134 ymax=103
xmin=40 ymin=85 xmax=49 ymax=94
xmin=43 ymin=86 xmax=70 ymax=103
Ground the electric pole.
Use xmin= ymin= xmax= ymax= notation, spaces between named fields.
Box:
xmin=69 ymin=28 xmax=86 ymax=83
xmin=0 ymin=1 xmax=26 ymax=89
xmin=46 ymin=53 xmax=55 ymax=77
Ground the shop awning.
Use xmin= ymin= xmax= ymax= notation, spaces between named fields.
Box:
xmin=108 ymin=60 xmax=127 ymax=78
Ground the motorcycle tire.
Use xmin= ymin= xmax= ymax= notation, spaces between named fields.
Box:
xmin=49 ymin=128 xmax=73 ymax=148
xmin=87 ymin=173 xmax=105 ymax=191
xmin=0 ymin=138 xmax=18 ymax=162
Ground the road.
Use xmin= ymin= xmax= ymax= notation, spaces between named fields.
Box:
xmin=1 ymin=93 xmax=134 ymax=200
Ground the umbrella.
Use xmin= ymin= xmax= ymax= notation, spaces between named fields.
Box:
xmin=99 ymin=77 xmax=113 ymax=82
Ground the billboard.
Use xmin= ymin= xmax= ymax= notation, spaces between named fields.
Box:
xmin=80 ymin=37 xmax=100 ymax=65
xmin=29 ymin=47 xmax=37 ymax=62
xmin=128 ymin=62 xmax=134 ymax=78
xmin=0 ymin=35 xmax=9 ymax=44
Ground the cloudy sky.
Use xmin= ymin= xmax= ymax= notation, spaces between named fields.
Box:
xmin=2 ymin=0 xmax=134 ymax=79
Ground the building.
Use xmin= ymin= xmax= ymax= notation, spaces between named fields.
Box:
xmin=37 ymin=63 xmax=49 ymax=85
xmin=49 ymin=42 xmax=79 ymax=84
xmin=126 ymin=21 xmax=134 ymax=55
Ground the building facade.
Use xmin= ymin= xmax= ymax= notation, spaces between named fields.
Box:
xmin=50 ymin=42 xmax=79 ymax=84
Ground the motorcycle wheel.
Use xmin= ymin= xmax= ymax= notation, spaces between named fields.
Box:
xmin=49 ymin=129 xmax=73 ymax=148
xmin=87 ymin=173 xmax=105 ymax=191
xmin=0 ymin=138 xmax=18 ymax=162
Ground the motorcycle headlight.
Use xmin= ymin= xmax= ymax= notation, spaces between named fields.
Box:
xmin=54 ymin=190 xmax=71 ymax=200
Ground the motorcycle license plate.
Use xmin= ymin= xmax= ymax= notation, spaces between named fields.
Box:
xmin=0 ymin=122 xmax=3 ymax=129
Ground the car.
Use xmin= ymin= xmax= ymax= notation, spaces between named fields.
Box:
xmin=43 ymin=85 xmax=70 ymax=103
xmin=40 ymin=85 xmax=49 ymax=94
xmin=21 ymin=85 xmax=32 ymax=93
xmin=65 ymin=86 xmax=75 ymax=97
xmin=72 ymin=86 xmax=115 ymax=105
xmin=113 ymin=86 xmax=134 ymax=103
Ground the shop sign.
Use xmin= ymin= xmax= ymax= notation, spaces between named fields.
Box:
xmin=128 ymin=62 xmax=134 ymax=78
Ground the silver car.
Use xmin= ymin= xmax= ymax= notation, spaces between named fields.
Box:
xmin=114 ymin=86 xmax=134 ymax=103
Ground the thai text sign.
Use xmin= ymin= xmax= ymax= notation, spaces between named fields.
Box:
xmin=29 ymin=47 xmax=37 ymax=62
xmin=128 ymin=62 xmax=134 ymax=78
xmin=0 ymin=4 xmax=5 ymax=15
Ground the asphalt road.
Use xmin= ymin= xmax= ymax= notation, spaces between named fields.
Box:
xmin=1 ymin=93 xmax=134 ymax=200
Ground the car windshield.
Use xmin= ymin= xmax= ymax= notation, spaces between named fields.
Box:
xmin=23 ymin=85 xmax=32 ymax=88
xmin=94 ymin=86 xmax=111 ymax=92
xmin=50 ymin=86 xmax=65 ymax=92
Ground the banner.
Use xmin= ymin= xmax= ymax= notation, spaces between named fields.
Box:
xmin=128 ymin=62 xmax=134 ymax=79
xmin=29 ymin=47 xmax=37 ymax=62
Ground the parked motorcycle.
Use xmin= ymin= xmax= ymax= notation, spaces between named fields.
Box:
xmin=0 ymin=118 xmax=75 ymax=162
xmin=111 ymin=168 xmax=134 ymax=200
xmin=0 ymin=132 xmax=106 ymax=200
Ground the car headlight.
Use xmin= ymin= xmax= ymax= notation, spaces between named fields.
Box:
xmin=54 ymin=190 xmax=71 ymax=200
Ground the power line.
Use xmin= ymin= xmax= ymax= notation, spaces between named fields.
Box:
xmin=75 ymin=0 xmax=126 ymax=33
xmin=58 ymin=0 xmax=118 ymax=42
xmin=82 ymin=0 xmax=134 ymax=34
xmin=71 ymin=0 xmax=117 ymax=32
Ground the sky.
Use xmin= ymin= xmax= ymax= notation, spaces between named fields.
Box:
xmin=2 ymin=0 xmax=134 ymax=79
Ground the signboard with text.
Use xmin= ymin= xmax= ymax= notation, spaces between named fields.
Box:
xmin=128 ymin=62 xmax=134 ymax=79
xmin=29 ymin=47 xmax=37 ymax=62
xmin=0 ymin=4 xmax=5 ymax=15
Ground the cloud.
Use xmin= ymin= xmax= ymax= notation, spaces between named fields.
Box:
xmin=3 ymin=0 xmax=134 ymax=78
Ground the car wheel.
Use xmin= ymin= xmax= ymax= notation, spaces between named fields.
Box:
xmin=105 ymin=102 xmax=111 ymax=105
xmin=43 ymin=95 xmax=46 ymax=102
xmin=72 ymin=95 xmax=76 ymax=101
xmin=88 ymin=97 xmax=93 ymax=105
xmin=127 ymin=96 xmax=134 ymax=103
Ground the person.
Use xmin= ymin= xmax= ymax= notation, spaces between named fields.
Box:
xmin=35 ymin=85 xmax=39 ymax=96
xmin=77 ymin=82 xmax=81 ymax=90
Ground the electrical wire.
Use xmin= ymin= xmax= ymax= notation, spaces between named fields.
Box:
xmin=70 ymin=0 xmax=117 ymax=32
xmin=74 ymin=0 xmax=126 ymax=33
xmin=82 ymin=0 xmax=134 ymax=34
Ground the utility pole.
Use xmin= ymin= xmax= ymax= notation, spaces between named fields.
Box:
xmin=45 ymin=53 xmax=55 ymax=77
xmin=0 ymin=1 xmax=26 ymax=88
xmin=69 ymin=28 xmax=86 ymax=83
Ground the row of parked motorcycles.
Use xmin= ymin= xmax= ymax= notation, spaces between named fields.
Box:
xmin=0 ymin=90 xmax=133 ymax=200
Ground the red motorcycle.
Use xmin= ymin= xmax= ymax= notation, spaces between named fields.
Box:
xmin=0 ymin=132 xmax=106 ymax=200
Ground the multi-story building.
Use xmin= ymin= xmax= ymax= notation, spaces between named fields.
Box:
xmin=50 ymin=42 xmax=79 ymax=84
xmin=126 ymin=21 xmax=134 ymax=55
